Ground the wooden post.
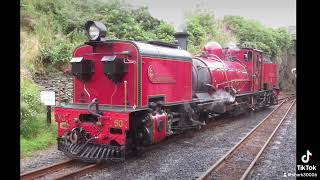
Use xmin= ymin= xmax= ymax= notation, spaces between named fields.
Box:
xmin=47 ymin=106 xmax=51 ymax=125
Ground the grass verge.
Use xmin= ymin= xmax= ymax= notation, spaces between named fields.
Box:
xmin=20 ymin=121 xmax=57 ymax=157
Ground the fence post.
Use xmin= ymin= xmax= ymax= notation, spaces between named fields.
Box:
xmin=47 ymin=105 xmax=51 ymax=125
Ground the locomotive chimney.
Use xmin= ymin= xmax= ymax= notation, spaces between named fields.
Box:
xmin=174 ymin=32 xmax=189 ymax=50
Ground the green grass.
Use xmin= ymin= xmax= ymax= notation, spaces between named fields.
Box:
xmin=20 ymin=121 xmax=57 ymax=157
xmin=20 ymin=73 xmax=59 ymax=157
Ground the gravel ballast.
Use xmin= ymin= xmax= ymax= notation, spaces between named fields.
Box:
xmin=248 ymin=104 xmax=296 ymax=179
xmin=20 ymin=144 xmax=70 ymax=174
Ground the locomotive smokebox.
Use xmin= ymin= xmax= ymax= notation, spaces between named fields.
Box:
xmin=174 ymin=32 xmax=189 ymax=50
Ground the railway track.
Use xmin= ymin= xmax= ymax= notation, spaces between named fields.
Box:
xmin=20 ymin=159 xmax=98 ymax=180
xmin=198 ymin=96 xmax=296 ymax=180
xmin=278 ymin=94 xmax=295 ymax=102
xmin=21 ymin=95 xmax=294 ymax=180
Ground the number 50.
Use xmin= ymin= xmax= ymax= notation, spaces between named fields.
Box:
xmin=114 ymin=120 xmax=123 ymax=128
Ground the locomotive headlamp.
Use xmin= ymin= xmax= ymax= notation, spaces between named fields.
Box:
xmin=85 ymin=21 xmax=107 ymax=41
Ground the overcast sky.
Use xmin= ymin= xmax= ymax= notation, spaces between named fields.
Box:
xmin=127 ymin=0 xmax=296 ymax=30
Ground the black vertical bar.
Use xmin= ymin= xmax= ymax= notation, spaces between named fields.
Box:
xmin=47 ymin=106 xmax=51 ymax=125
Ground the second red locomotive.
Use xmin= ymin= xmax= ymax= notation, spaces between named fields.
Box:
xmin=55 ymin=21 xmax=279 ymax=162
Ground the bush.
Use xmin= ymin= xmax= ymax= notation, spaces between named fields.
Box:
xmin=186 ymin=11 xmax=233 ymax=54
xmin=223 ymin=16 xmax=292 ymax=57
xmin=40 ymin=39 xmax=75 ymax=70
xmin=20 ymin=31 xmax=44 ymax=75
xmin=20 ymin=74 xmax=57 ymax=156
xmin=20 ymin=77 xmax=46 ymax=138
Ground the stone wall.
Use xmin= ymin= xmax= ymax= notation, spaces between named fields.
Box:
xmin=274 ymin=47 xmax=296 ymax=92
xmin=33 ymin=73 xmax=74 ymax=105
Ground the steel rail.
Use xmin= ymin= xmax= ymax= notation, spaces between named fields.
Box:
xmin=54 ymin=164 xmax=98 ymax=180
xmin=21 ymin=159 xmax=99 ymax=180
xmin=197 ymin=96 xmax=295 ymax=180
xmin=278 ymin=95 xmax=295 ymax=101
xmin=240 ymin=99 xmax=296 ymax=179
xmin=20 ymin=160 xmax=75 ymax=180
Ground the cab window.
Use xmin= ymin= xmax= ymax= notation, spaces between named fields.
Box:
xmin=244 ymin=51 xmax=252 ymax=62
xmin=254 ymin=54 xmax=260 ymax=69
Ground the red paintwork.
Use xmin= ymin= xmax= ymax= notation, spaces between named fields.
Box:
xmin=200 ymin=56 xmax=251 ymax=93
xmin=204 ymin=44 xmax=278 ymax=93
xmin=73 ymin=42 xmax=139 ymax=107
xmin=141 ymin=57 xmax=192 ymax=107
xmin=228 ymin=48 xmax=278 ymax=91
xmin=203 ymin=42 xmax=223 ymax=58
xmin=72 ymin=42 xmax=193 ymax=108
xmin=55 ymin=107 xmax=129 ymax=145
xmin=56 ymin=40 xmax=193 ymax=146
xmin=263 ymin=64 xmax=278 ymax=88
xmin=150 ymin=112 xmax=167 ymax=143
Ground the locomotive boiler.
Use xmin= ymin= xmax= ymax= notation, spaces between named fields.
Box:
xmin=54 ymin=21 xmax=279 ymax=163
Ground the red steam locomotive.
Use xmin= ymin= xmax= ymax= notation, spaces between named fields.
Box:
xmin=55 ymin=21 xmax=279 ymax=162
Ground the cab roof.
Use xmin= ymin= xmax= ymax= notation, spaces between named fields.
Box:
xmin=85 ymin=40 xmax=192 ymax=61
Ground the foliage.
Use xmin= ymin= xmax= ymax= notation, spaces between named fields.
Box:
xmin=20 ymin=31 xmax=44 ymax=75
xmin=20 ymin=75 xmax=57 ymax=156
xmin=223 ymin=16 xmax=292 ymax=57
xmin=21 ymin=0 xmax=293 ymax=71
xmin=21 ymin=0 xmax=176 ymax=72
xmin=20 ymin=76 xmax=46 ymax=138
xmin=186 ymin=11 xmax=233 ymax=54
